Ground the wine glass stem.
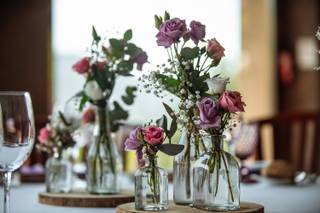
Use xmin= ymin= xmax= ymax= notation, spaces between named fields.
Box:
xmin=3 ymin=172 xmax=12 ymax=213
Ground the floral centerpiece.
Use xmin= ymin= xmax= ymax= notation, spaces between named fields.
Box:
xmin=124 ymin=124 xmax=182 ymax=211
xmin=192 ymin=87 xmax=245 ymax=211
xmin=72 ymin=26 xmax=148 ymax=194
xmin=140 ymin=11 xmax=227 ymax=204
xmin=37 ymin=111 xmax=76 ymax=193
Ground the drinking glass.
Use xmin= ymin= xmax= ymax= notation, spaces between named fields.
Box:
xmin=0 ymin=92 xmax=35 ymax=213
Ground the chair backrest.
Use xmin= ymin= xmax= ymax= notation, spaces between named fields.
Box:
xmin=253 ymin=111 xmax=320 ymax=174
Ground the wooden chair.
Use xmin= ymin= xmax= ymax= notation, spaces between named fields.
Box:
xmin=252 ymin=111 xmax=320 ymax=174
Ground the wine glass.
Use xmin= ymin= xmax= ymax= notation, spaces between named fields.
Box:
xmin=0 ymin=92 xmax=35 ymax=213
xmin=233 ymin=123 xmax=258 ymax=183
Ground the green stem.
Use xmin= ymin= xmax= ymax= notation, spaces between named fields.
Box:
xmin=97 ymin=106 xmax=116 ymax=175
xmin=183 ymin=128 xmax=192 ymax=198
xmin=221 ymin=152 xmax=235 ymax=202
xmin=215 ymin=150 xmax=220 ymax=196
xmin=200 ymin=56 xmax=209 ymax=72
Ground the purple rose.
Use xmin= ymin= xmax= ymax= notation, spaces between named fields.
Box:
xmin=124 ymin=127 xmax=142 ymax=150
xmin=197 ymin=97 xmax=221 ymax=129
xmin=156 ymin=18 xmax=187 ymax=48
xmin=131 ymin=51 xmax=148 ymax=71
xmin=190 ymin=20 xmax=206 ymax=44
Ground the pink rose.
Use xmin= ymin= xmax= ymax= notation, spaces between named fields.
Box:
xmin=72 ymin=57 xmax=90 ymax=74
xmin=207 ymin=38 xmax=225 ymax=66
xmin=143 ymin=125 xmax=164 ymax=145
xmin=81 ymin=108 xmax=95 ymax=124
xmin=37 ymin=126 xmax=51 ymax=144
xmin=219 ymin=91 xmax=245 ymax=113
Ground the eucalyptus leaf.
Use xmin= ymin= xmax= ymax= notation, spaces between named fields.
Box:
xmin=164 ymin=11 xmax=170 ymax=21
xmin=92 ymin=26 xmax=100 ymax=42
xmin=162 ymin=102 xmax=176 ymax=119
xmin=156 ymin=115 xmax=167 ymax=132
xmin=154 ymin=15 xmax=163 ymax=29
xmin=157 ymin=144 xmax=184 ymax=156
xmin=167 ymin=118 xmax=177 ymax=139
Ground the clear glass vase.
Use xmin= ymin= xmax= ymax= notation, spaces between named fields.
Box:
xmin=45 ymin=152 xmax=72 ymax=193
xmin=86 ymin=105 xmax=122 ymax=194
xmin=193 ymin=135 xmax=240 ymax=211
xmin=135 ymin=156 xmax=168 ymax=211
xmin=173 ymin=127 xmax=203 ymax=205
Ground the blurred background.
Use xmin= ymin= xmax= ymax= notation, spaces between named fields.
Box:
xmin=1 ymin=0 xmax=320 ymax=184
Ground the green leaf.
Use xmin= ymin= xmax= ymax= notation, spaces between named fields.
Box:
xmin=125 ymin=43 xmax=139 ymax=55
xmin=156 ymin=115 xmax=168 ymax=132
xmin=154 ymin=73 xmax=180 ymax=94
xmin=180 ymin=47 xmax=200 ymax=60
xmin=109 ymin=38 xmax=124 ymax=58
xmin=167 ymin=118 xmax=177 ymax=138
xmin=121 ymin=86 xmax=137 ymax=105
xmin=79 ymin=94 xmax=89 ymax=111
xmin=200 ymin=46 xmax=206 ymax=54
xmin=117 ymin=60 xmax=134 ymax=73
xmin=109 ymin=101 xmax=129 ymax=121
xmin=154 ymin=15 xmax=163 ymax=29
xmin=164 ymin=11 xmax=170 ymax=21
xmin=189 ymin=71 xmax=210 ymax=95
xmin=162 ymin=102 xmax=176 ymax=119
xmin=92 ymin=26 xmax=101 ymax=42
xmin=123 ymin=29 xmax=132 ymax=41
xmin=158 ymin=144 xmax=184 ymax=156
xmin=92 ymin=65 xmax=111 ymax=91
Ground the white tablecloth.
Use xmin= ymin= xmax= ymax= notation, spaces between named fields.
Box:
xmin=4 ymin=179 xmax=320 ymax=213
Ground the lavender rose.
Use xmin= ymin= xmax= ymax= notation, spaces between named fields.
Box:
xmin=124 ymin=127 xmax=143 ymax=151
xmin=219 ymin=91 xmax=245 ymax=113
xmin=156 ymin=18 xmax=187 ymax=48
xmin=190 ymin=20 xmax=206 ymax=44
xmin=207 ymin=38 xmax=225 ymax=66
xmin=124 ymin=127 xmax=144 ymax=166
xmin=197 ymin=97 xmax=221 ymax=129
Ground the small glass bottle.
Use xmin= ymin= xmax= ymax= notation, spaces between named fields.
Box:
xmin=193 ymin=135 xmax=240 ymax=211
xmin=173 ymin=127 xmax=203 ymax=205
xmin=45 ymin=150 xmax=72 ymax=193
xmin=86 ymin=105 xmax=122 ymax=194
xmin=135 ymin=156 xmax=168 ymax=211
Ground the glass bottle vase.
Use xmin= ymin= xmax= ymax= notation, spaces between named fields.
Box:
xmin=86 ymin=104 xmax=122 ymax=194
xmin=45 ymin=152 xmax=72 ymax=193
xmin=135 ymin=156 xmax=168 ymax=211
xmin=173 ymin=127 xmax=203 ymax=205
xmin=193 ymin=135 xmax=240 ymax=211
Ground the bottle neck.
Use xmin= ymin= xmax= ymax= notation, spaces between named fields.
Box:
xmin=206 ymin=135 xmax=224 ymax=151
xmin=145 ymin=155 xmax=158 ymax=167
xmin=95 ymin=104 xmax=111 ymax=135
xmin=52 ymin=147 xmax=62 ymax=159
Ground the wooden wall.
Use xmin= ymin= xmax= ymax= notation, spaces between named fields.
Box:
xmin=0 ymin=0 xmax=52 ymax=122
xmin=277 ymin=0 xmax=320 ymax=112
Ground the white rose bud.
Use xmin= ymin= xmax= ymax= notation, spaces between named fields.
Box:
xmin=84 ymin=80 xmax=104 ymax=101
xmin=206 ymin=77 xmax=229 ymax=94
